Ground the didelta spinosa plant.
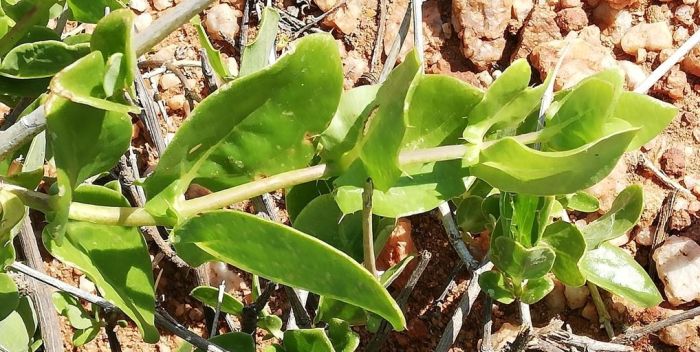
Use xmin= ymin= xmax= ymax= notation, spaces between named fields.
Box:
xmin=0 ymin=3 xmax=677 ymax=351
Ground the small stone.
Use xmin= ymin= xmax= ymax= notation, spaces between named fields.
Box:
xmin=646 ymin=4 xmax=672 ymax=23
xmin=653 ymin=236 xmax=700 ymax=306
xmin=159 ymin=73 xmax=179 ymax=90
xmin=635 ymin=48 xmax=647 ymax=64
xmin=134 ymin=12 xmax=153 ymax=32
xmin=226 ymin=57 xmax=239 ymax=77
xmin=512 ymin=0 xmax=535 ymax=23
xmin=343 ymin=50 xmax=368 ymax=89
xmin=602 ymin=0 xmax=637 ymax=9
xmin=452 ymin=0 xmax=512 ymax=70
xmin=581 ymin=301 xmax=599 ymax=322
xmin=658 ymin=69 xmax=688 ymax=101
xmin=79 ymin=276 xmax=96 ymax=294
xmin=157 ymin=343 xmax=172 ymax=352
xmin=660 ymin=147 xmax=686 ymax=177
xmin=693 ymin=128 xmax=700 ymax=143
xmin=617 ymin=60 xmax=646 ymax=89
xmin=205 ymin=3 xmax=241 ymax=42
xmin=544 ymin=280 xmax=566 ymax=312
xmin=674 ymin=27 xmax=690 ymax=44
xmin=512 ymin=6 xmax=562 ymax=61
xmin=682 ymin=46 xmax=700 ymax=77
xmin=674 ymin=4 xmax=695 ymax=26
xmin=315 ymin=0 xmax=362 ymax=34
xmin=579 ymin=25 xmax=601 ymax=45
xmin=476 ymin=71 xmax=493 ymax=87
xmin=621 ymin=22 xmax=673 ymax=55
xmin=592 ymin=2 xmax=620 ymax=28
xmin=682 ymin=112 xmax=698 ymax=127
xmin=152 ymin=0 xmax=172 ymax=10
xmin=556 ymin=7 xmax=588 ymax=32
xmin=167 ymin=94 xmax=187 ymax=111
xmin=151 ymin=45 xmax=176 ymax=62
xmin=531 ymin=38 xmax=617 ymax=90
xmin=670 ymin=210 xmax=692 ymax=231
xmin=564 ymin=285 xmax=590 ymax=309
xmin=129 ymin=0 xmax=148 ymax=12
xmin=188 ymin=307 xmax=204 ymax=321
xmin=659 ymin=314 xmax=700 ymax=350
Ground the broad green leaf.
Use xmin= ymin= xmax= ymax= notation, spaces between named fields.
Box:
xmin=49 ymin=51 xmax=139 ymax=114
xmin=0 ymin=41 xmax=90 ymax=78
xmin=0 ymin=190 xmax=25 ymax=244
xmin=239 ymin=7 xmax=280 ymax=77
xmin=334 ymin=50 xmax=421 ymax=191
xmin=0 ymin=311 xmax=30 ymax=351
xmin=315 ymin=296 xmax=368 ymax=326
xmin=286 ymin=180 xmax=333 ymax=223
xmin=559 ymin=191 xmax=599 ymax=212
xmin=456 ymin=196 xmax=488 ymax=233
xmin=16 ymin=25 xmax=60 ymax=45
xmin=191 ymin=16 xmax=229 ymax=84
xmin=0 ymin=76 xmax=49 ymax=97
xmin=103 ymin=53 xmax=124 ymax=97
xmin=462 ymin=59 xmax=531 ymax=143
xmin=52 ymin=291 xmax=95 ymax=329
xmin=190 ymin=286 xmax=244 ymax=316
xmin=581 ymin=185 xmax=643 ymax=249
xmin=193 ymin=333 xmax=255 ymax=352
xmin=172 ymin=211 xmax=405 ymax=330
xmin=258 ymin=314 xmax=283 ymax=339
xmin=90 ymin=9 xmax=136 ymax=93
xmin=539 ymin=74 xmax=620 ymax=151
xmin=143 ymin=34 xmax=342 ymax=200
xmin=43 ymin=185 xmax=158 ymax=342
xmin=491 ymin=237 xmax=555 ymax=280
xmin=293 ymin=194 xmax=363 ymax=261
xmin=613 ymin=91 xmax=677 ymax=151
xmin=328 ymin=318 xmax=360 ymax=352
xmin=580 ymin=243 xmax=662 ymax=307
xmin=0 ymin=273 xmax=19 ymax=321
xmin=0 ymin=130 xmax=46 ymax=190
xmin=470 ymin=128 xmax=638 ymax=195
xmin=67 ymin=0 xmax=125 ymax=23
xmin=72 ymin=324 xmax=101 ymax=347
xmin=63 ymin=33 xmax=92 ymax=45
xmin=403 ymin=74 xmax=483 ymax=149
xmin=540 ymin=221 xmax=586 ymax=286
xmin=520 ymin=276 xmax=554 ymax=304
xmin=508 ymin=194 xmax=553 ymax=248
xmin=15 ymin=296 xmax=37 ymax=338
xmin=0 ymin=0 xmax=57 ymax=57
xmin=478 ymin=271 xmax=515 ymax=304
xmin=320 ymin=85 xmax=379 ymax=161
xmin=283 ymin=329 xmax=334 ymax=352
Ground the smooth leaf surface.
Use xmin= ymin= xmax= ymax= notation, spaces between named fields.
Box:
xmin=520 ymin=276 xmax=554 ymax=304
xmin=194 ymin=333 xmax=255 ymax=352
xmin=540 ymin=221 xmax=586 ymax=286
xmin=462 ymin=59 xmax=531 ymax=143
xmin=15 ymin=296 xmax=37 ymax=338
xmin=67 ymin=0 xmax=125 ymax=23
xmin=72 ymin=325 xmax=101 ymax=347
xmin=614 ymin=91 xmax=677 ymax=151
xmin=52 ymin=291 xmax=94 ymax=329
xmin=239 ymin=7 xmax=280 ymax=77
xmin=43 ymin=185 xmax=158 ymax=342
xmin=560 ymin=191 xmax=599 ymax=212
xmin=190 ymin=286 xmax=244 ymax=316
xmin=283 ymin=329 xmax=334 ymax=352
xmin=581 ymin=185 xmax=643 ymax=248
xmin=580 ymin=243 xmax=662 ymax=307
xmin=191 ymin=16 xmax=229 ymax=84
xmin=285 ymin=180 xmax=332 ymax=223
xmin=320 ymin=85 xmax=379 ymax=161
xmin=470 ymin=129 xmax=637 ymax=195
xmin=478 ymin=271 xmax=515 ymax=304
xmin=491 ymin=237 xmax=555 ymax=280
xmin=258 ymin=314 xmax=283 ymax=339
xmin=328 ymin=318 xmax=360 ymax=352
xmin=0 ymin=40 xmax=90 ymax=78
xmin=0 ymin=311 xmax=30 ymax=352
xmin=334 ymin=51 xmax=421 ymax=191
xmin=0 ymin=273 xmax=19 ymax=321
xmin=172 ymin=211 xmax=405 ymax=330
xmin=456 ymin=196 xmax=488 ymax=233
xmin=0 ymin=190 xmax=25 ymax=246
xmin=90 ymin=9 xmax=136 ymax=93
xmin=143 ymin=34 xmax=342 ymax=200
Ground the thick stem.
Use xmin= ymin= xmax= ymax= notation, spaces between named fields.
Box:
xmin=519 ymin=301 xmax=532 ymax=329
xmin=362 ymin=178 xmax=377 ymax=277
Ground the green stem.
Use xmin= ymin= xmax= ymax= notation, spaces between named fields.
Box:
xmin=1 ymin=131 xmax=544 ymax=227
xmin=587 ymin=281 xmax=615 ymax=339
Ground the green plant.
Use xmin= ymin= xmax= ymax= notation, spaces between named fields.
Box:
xmin=0 ymin=1 xmax=678 ymax=350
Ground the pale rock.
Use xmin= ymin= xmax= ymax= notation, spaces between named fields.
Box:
xmin=544 ymin=280 xmax=567 ymax=312
xmin=617 ymin=60 xmax=646 ymax=90
xmin=675 ymin=26 xmax=690 ymax=44
xmin=653 ymin=236 xmax=700 ymax=306
xmin=560 ymin=0 xmax=581 ymax=8
xmin=531 ymin=38 xmax=617 ymax=90
xmin=205 ymin=3 xmax=241 ymax=42
xmin=129 ymin=0 xmax=148 ymax=12
xmin=134 ymin=12 xmax=153 ymax=32
xmin=315 ymin=0 xmax=362 ymax=34
xmin=159 ymin=73 xmax=180 ymax=90
xmin=586 ymin=157 xmax=629 ymax=213
xmin=578 ymin=25 xmax=601 ymax=45
xmin=152 ymin=45 xmax=177 ymax=62
xmin=682 ymin=46 xmax=700 ymax=77
xmin=343 ymin=50 xmax=368 ymax=89
xmin=635 ymin=48 xmax=647 ymax=64
xmin=659 ymin=314 xmax=700 ymax=350
xmin=152 ymin=0 xmax=172 ymax=11
xmin=491 ymin=323 xmax=521 ymax=350
xmin=226 ymin=57 xmax=239 ymax=77
xmin=646 ymin=4 xmax=672 ymax=23
xmin=556 ymin=7 xmax=588 ymax=32
xmin=592 ymin=2 xmax=621 ymax=28
xmin=659 ymin=68 xmax=688 ymax=101
xmin=476 ymin=71 xmax=493 ymax=87
xmin=634 ymin=226 xmax=653 ymax=246
xmin=609 ymin=232 xmax=630 ymax=247
xmin=601 ymin=0 xmax=637 ymax=9
xmin=167 ymin=94 xmax=187 ymax=111
xmin=674 ymin=4 xmax=695 ymax=26
xmin=512 ymin=6 xmax=561 ymax=61
xmin=621 ymin=22 xmax=673 ymax=55
xmin=79 ymin=276 xmax=96 ymax=294
xmin=581 ymin=301 xmax=599 ymax=322
xmin=564 ymin=284 xmax=590 ymax=309
xmin=452 ymin=0 xmax=513 ymax=70
xmin=602 ymin=8 xmax=632 ymax=45
xmin=684 ymin=175 xmax=699 ymax=189
xmin=512 ymin=0 xmax=534 ymax=23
